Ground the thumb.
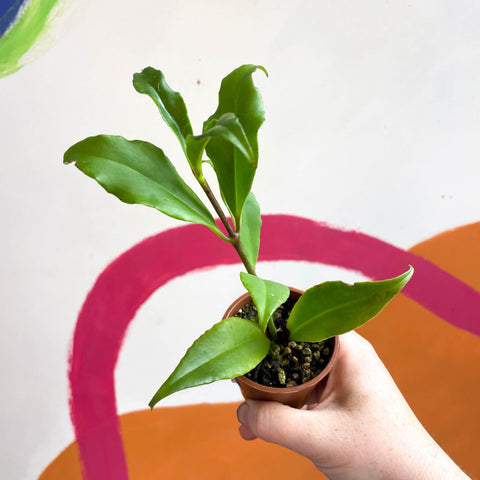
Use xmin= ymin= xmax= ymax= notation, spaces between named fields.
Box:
xmin=237 ymin=400 xmax=323 ymax=458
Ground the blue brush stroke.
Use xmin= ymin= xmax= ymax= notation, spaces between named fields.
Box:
xmin=0 ymin=0 xmax=28 ymax=38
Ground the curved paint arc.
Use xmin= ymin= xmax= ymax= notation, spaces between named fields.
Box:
xmin=0 ymin=0 xmax=27 ymax=37
xmin=68 ymin=214 xmax=480 ymax=479
xmin=0 ymin=0 xmax=62 ymax=78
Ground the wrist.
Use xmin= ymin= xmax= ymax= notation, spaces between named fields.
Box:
xmin=320 ymin=431 xmax=470 ymax=480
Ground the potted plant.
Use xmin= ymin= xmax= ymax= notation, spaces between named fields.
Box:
xmin=64 ymin=64 xmax=413 ymax=409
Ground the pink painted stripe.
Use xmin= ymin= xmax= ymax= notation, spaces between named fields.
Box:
xmin=68 ymin=215 xmax=480 ymax=479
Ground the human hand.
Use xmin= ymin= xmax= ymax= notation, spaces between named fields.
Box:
xmin=237 ymin=332 xmax=470 ymax=480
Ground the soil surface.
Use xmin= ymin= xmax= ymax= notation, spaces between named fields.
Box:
xmin=234 ymin=297 xmax=335 ymax=388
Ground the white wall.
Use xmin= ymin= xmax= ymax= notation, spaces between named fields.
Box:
xmin=1 ymin=1 xmax=480 ymax=478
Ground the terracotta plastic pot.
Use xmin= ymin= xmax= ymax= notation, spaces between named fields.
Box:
xmin=223 ymin=287 xmax=340 ymax=408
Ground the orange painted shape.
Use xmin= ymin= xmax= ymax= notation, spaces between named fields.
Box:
xmin=39 ymin=222 xmax=480 ymax=479
xmin=123 ymin=403 xmax=320 ymax=479
xmin=412 ymin=221 xmax=480 ymax=291
xmin=40 ymin=403 xmax=321 ymax=480
xmin=39 ymin=442 xmax=82 ymax=480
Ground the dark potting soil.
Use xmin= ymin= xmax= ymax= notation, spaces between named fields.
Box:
xmin=234 ymin=296 xmax=335 ymax=388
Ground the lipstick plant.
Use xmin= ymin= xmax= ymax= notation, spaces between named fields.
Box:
xmin=64 ymin=65 xmax=413 ymax=408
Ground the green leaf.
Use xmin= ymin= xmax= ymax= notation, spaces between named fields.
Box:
xmin=287 ymin=267 xmax=414 ymax=342
xmin=186 ymin=112 xmax=255 ymax=176
xmin=133 ymin=67 xmax=193 ymax=156
xmin=239 ymin=192 xmax=262 ymax=271
xmin=203 ymin=64 xmax=267 ymax=223
xmin=205 ymin=64 xmax=267 ymax=158
xmin=63 ymin=135 xmax=220 ymax=234
xmin=240 ymin=273 xmax=290 ymax=334
xmin=149 ymin=316 xmax=270 ymax=407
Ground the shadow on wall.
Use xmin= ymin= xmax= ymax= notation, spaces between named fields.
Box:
xmin=39 ymin=216 xmax=480 ymax=480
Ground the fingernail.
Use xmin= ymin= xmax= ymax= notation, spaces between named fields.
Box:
xmin=237 ymin=402 xmax=249 ymax=425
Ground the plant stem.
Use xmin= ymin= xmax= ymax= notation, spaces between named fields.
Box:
xmin=200 ymin=177 xmax=235 ymax=235
xmin=230 ymin=232 xmax=257 ymax=276
xmin=267 ymin=318 xmax=278 ymax=340
xmin=199 ymin=176 xmax=256 ymax=276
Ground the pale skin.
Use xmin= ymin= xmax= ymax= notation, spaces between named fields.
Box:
xmin=237 ymin=332 xmax=471 ymax=480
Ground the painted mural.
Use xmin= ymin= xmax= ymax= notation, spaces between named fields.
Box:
xmin=0 ymin=0 xmax=74 ymax=78
xmin=40 ymin=217 xmax=480 ymax=479
xmin=1 ymin=1 xmax=479 ymax=479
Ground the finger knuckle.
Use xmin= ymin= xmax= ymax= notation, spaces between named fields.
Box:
xmin=252 ymin=404 xmax=274 ymax=438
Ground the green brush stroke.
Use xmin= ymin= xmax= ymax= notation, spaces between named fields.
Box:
xmin=0 ymin=0 xmax=61 ymax=78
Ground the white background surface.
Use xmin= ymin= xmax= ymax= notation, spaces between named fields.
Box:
xmin=1 ymin=1 xmax=480 ymax=478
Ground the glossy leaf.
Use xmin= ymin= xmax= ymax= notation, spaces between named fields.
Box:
xmin=239 ymin=192 xmax=262 ymax=271
xmin=287 ymin=267 xmax=414 ymax=342
xmin=186 ymin=113 xmax=255 ymax=176
xmin=149 ymin=317 xmax=270 ymax=407
xmin=205 ymin=64 xmax=267 ymax=158
xmin=240 ymin=273 xmax=290 ymax=333
xmin=64 ymin=135 xmax=220 ymax=234
xmin=133 ymin=67 xmax=192 ymax=156
xmin=203 ymin=64 xmax=267 ymax=223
